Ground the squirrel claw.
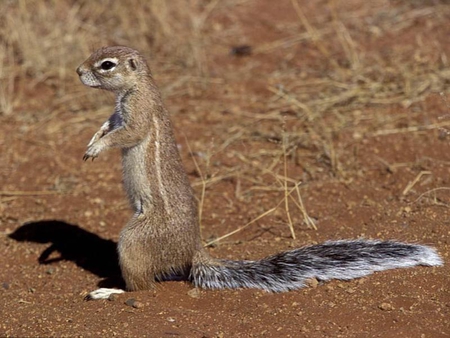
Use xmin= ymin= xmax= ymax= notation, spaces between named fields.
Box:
xmin=82 ymin=153 xmax=96 ymax=161
xmin=83 ymin=142 xmax=103 ymax=161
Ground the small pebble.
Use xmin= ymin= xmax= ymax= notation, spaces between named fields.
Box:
xmin=187 ymin=288 xmax=201 ymax=298
xmin=108 ymin=293 xmax=119 ymax=301
xmin=305 ymin=278 xmax=319 ymax=289
xmin=379 ymin=302 xmax=394 ymax=311
xmin=125 ymin=298 xmax=143 ymax=309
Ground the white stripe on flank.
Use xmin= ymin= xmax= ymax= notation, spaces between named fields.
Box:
xmin=152 ymin=114 xmax=171 ymax=213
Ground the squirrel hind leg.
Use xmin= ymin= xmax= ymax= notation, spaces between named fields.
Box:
xmin=85 ymin=288 xmax=125 ymax=300
xmin=156 ymin=272 xmax=189 ymax=282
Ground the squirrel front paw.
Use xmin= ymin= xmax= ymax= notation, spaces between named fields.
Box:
xmin=83 ymin=142 xmax=105 ymax=161
xmin=87 ymin=130 xmax=105 ymax=147
xmin=87 ymin=122 xmax=110 ymax=147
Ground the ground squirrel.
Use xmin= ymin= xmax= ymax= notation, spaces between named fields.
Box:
xmin=77 ymin=46 xmax=443 ymax=300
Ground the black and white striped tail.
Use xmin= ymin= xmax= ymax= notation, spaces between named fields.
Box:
xmin=191 ymin=240 xmax=442 ymax=292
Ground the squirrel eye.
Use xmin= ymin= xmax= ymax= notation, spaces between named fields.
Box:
xmin=100 ymin=61 xmax=116 ymax=70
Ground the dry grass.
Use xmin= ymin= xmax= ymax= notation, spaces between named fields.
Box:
xmin=1 ymin=0 xmax=449 ymax=241
xmin=0 ymin=43 xmax=15 ymax=115
xmin=0 ymin=0 xmax=205 ymax=115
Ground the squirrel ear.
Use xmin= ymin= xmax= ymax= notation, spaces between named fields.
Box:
xmin=129 ymin=58 xmax=137 ymax=71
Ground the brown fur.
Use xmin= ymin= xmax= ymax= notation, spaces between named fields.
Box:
xmin=77 ymin=46 xmax=208 ymax=291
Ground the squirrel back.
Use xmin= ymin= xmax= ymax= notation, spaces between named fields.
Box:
xmin=77 ymin=46 xmax=442 ymax=300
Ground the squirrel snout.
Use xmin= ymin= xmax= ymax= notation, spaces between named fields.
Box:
xmin=76 ymin=66 xmax=86 ymax=76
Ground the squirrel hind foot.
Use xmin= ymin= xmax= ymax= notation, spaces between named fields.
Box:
xmin=85 ymin=288 xmax=125 ymax=300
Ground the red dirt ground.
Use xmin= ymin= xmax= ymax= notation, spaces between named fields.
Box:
xmin=1 ymin=0 xmax=449 ymax=337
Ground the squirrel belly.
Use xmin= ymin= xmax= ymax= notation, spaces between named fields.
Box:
xmin=77 ymin=46 xmax=443 ymax=300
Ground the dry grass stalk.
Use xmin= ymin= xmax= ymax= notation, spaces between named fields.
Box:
xmin=413 ymin=187 xmax=450 ymax=206
xmin=205 ymin=184 xmax=300 ymax=247
xmin=0 ymin=190 xmax=62 ymax=196
xmin=253 ymin=28 xmax=333 ymax=54
xmin=371 ymin=120 xmax=450 ymax=137
xmin=0 ymin=42 xmax=15 ymax=115
xmin=294 ymin=183 xmax=317 ymax=230
xmin=402 ymin=171 xmax=432 ymax=196
xmin=290 ymin=0 xmax=339 ymax=70
xmin=267 ymin=85 xmax=314 ymax=121
xmin=283 ymin=120 xmax=296 ymax=239
xmin=184 ymin=135 xmax=208 ymax=232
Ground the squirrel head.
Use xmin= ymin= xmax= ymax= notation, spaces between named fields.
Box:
xmin=77 ymin=46 xmax=151 ymax=93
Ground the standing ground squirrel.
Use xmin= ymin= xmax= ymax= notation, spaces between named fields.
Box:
xmin=77 ymin=46 xmax=443 ymax=300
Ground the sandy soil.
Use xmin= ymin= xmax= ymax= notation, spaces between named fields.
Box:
xmin=1 ymin=0 xmax=449 ymax=337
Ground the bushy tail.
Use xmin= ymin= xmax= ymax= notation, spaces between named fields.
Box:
xmin=190 ymin=240 xmax=442 ymax=292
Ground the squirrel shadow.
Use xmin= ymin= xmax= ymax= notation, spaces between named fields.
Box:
xmin=9 ymin=220 xmax=124 ymax=289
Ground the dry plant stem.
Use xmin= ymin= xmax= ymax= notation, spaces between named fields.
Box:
xmin=371 ymin=121 xmax=450 ymax=137
xmin=412 ymin=187 xmax=450 ymax=205
xmin=205 ymin=185 xmax=299 ymax=247
xmin=439 ymin=92 xmax=450 ymax=111
xmin=191 ymin=172 xmax=237 ymax=188
xmin=290 ymin=0 xmax=341 ymax=72
xmin=294 ymin=184 xmax=317 ymax=230
xmin=216 ymin=129 xmax=245 ymax=153
xmin=234 ymin=151 xmax=298 ymax=185
xmin=334 ymin=20 xmax=360 ymax=70
xmin=183 ymin=134 xmax=207 ymax=233
xmin=0 ymin=190 xmax=61 ymax=196
xmin=267 ymin=85 xmax=343 ymax=176
xmin=205 ymin=207 xmax=277 ymax=247
xmin=235 ymin=130 xmax=316 ymax=226
xmin=190 ymin=0 xmax=221 ymax=80
xmin=233 ymin=148 xmax=314 ymax=228
xmin=0 ymin=42 xmax=16 ymax=115
xmin=283 ymin=120 xmax=296 ymax=239
xmin=267 ymin=85 xmax=314 ymax=121
xmin=196 ymin=0 xmax=221 ymax=28
xmin=402 ymin=171 xmax=432 ymax=196
xmin=253 ymin=28 xmax=332 ymax=54
xmin=329 ymin=0 xmax=360 ymax=70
